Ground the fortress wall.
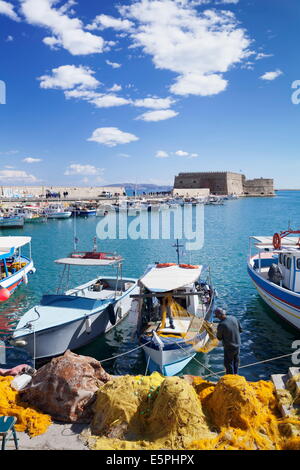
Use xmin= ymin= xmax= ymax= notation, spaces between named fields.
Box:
xmin=0 ymin=186 xmax=125 ymax=199
xmin=172 ymin=188 xmax=210 ymax=197
xmin=243 ymin=178 xmax=274 ymax=196
xmin=226 ymin=173 xmax=244 ymax=195
xmin=174 ymin=172 xmax=228 ymax=194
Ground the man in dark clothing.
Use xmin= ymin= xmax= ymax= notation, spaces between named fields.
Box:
xmin=215 ymin=308 xmax=242 ymax=375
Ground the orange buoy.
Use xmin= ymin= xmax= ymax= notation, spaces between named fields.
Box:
xmin=0 ymin=287 xmax=11 ymax=302
xmin=179 ymin=264 xmax=199 ymax=269
xmin=273 ymin=233 xmax=281 ymax=250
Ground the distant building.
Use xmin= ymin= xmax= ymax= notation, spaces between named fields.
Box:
xmin=173 ymin=172 xmax=274 ymax=197
xmin=0 ymin=185 xmax=126 ymax=199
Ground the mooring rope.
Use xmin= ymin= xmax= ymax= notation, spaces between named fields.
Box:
xmin=99 ymin=340 xmax=152 ymax=363
xmin=201 ymin=352 xmax=296 ymax=380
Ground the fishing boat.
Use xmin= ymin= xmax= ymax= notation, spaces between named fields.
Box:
xmin=248 ymin=229 xmax=300 ymax=330
xmin=12 ymin=250 xmax=139 ymax=360
xmin=12 ymin=207 xmax=46 ymax=223
xmin=0 ymin=216 xmax=24 ymax=228
xmin=134 ymin=246 xmax=215 ymax=375
xmin=43 ymin=203 xmax=72 ymax=219
xmin=0 ymin=236 xmax=35 ymax=297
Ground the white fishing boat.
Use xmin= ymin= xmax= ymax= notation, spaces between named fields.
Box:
xmin=43 ymin=203 xmax=72 ymax=219
xmin=248 ymin=229 xmax=300 ymax=330
xmin=134 ymin=255 xmax=215 ymax=376
xmin=12 ymin=207 xmax=46 ymax=223
xmin=12 ymin=250 xmax=139 ymax=360
xmin=0 ymin=236 xmax=35 ymax=297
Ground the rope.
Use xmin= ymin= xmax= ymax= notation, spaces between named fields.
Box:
xmin=99 ymin=340 xmax=152 ymax=363
xmin=201 ymin=352 xmax=295 ymax=380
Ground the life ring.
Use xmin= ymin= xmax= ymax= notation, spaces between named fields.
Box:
xmin=156 ymin=263 xmax=177 ymax=268
xmin=273 ymin=233 xmax=281 ymax=250
xmin=179 ymin=264 xmax=199 ymax=269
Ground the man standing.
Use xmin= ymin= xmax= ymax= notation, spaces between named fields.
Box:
xmin=215 ymin=308 xmax=242 ymax=375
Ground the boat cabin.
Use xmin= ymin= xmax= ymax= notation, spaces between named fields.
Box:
xmin=250 ymin=236 xmax=300 ymax=293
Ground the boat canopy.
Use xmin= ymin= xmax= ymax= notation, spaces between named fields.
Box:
xmin=140 ymin=264 xmax=202 ymax=293
xmin=0 ymin=236 xmax=31 ymax=253
xmin=55 ymin=258 xmax=121 ymax=266
xmin=251 ymin=236 xmax=300 ymax=251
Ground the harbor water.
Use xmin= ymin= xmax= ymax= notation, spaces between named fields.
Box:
xmin=0 ymin=190 xmax=299 ymax=380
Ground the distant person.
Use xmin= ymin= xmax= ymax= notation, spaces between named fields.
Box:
xmin=215 ymin=308 xmax=242 ymax=375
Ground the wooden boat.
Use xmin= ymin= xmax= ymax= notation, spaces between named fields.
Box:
xmin=12 ymin=250 xmax=139 ymax=360
xmin=0 ymin=216 xmax=24 ymax=228
xmin=248 ymin=229 xmax=300 ymax=330
xmin=134 ymin=261 xmax=215 ymax=376
xmin=0 ymin=236 xmax=35 ymax=296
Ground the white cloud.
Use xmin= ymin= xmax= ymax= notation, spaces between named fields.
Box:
xmin=39 ymin=67 xmax=130 ymax=109
xmin=175 ymin=150 xmax=189 ymax=157
xmin=217 ymin=0 xmax=239 ymax=4
xmin=175 ymin=150 xmax=199 ymax=158
xmin=108 ymin=84 xmax=122 ymax=92
xmin=20 ymin=0 xmax=104 ymax=55
xmin=90 ymin=94 xmax=131 ymax=108
xmin=38 ymin=65 xmax=100 ymax=90
xmin=255 ymin=52 xmax=273 ymax=60
xmin=6 ymin=35 xmax=14 ymax=41
xmin=155 ymin=150 xmax=169 ymax=158
xmin=87 ymin=14 xmax=133 ymax=32
xmin=260 ymin=69 xmax=283 ymax=81
xmin=0 ymin=1 xmax=20 ymax=21
xmin=134 ymin=97 xmax=175 ymax=109
xmin=136 ymin=109 xmax=178 ymax=121
xmin=88 ymin=127 xmax=139 ymax=147
xmin=23 ymin=157 xmax=42 ymax=163
xmin=0 ymin=170 xmax=37 ymax=182
xmin=106 ymin=59 xmax=122 ymax=69
xmin=120 ymin=0 xmax=251 ymax=96
xmin=64 ymin=88 xmax=131 ymax=108
xmin=170 ymin=72 xmax=227 ymax=96
xmin=64 ymin=164 xmax=103 ymax=176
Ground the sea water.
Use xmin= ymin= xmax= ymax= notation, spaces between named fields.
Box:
xmin=0 ymin=190 xmax=299 ymax=380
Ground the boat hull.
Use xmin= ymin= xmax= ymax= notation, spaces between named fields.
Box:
xmin=13 ymin=284 xmax=139 ymax=359
xmin=45 ymin=212 xmax=72 ymax=219
xmin=0 ymin=259 xmax=35 ymax=293
xmin=0 ymin=217 xmax=24 ymax=228
xmin=141 ymin=331 xmax=209 ymax=376
xmin=248 ymin=263 xmax=300 ymax=330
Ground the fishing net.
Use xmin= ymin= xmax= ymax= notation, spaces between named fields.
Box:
xmin=0 ymin=376 xmax=52 ymax=437
xmin=86 ymin=372 xmax=300 ymax=450
xmin=89 ymin=374 xmax=213 ymax=450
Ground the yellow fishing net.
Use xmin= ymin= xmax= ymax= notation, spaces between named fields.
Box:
xmin=0 ymin=376 xmax=52 ymax=437
xmin=89 ymin=374 xmax=213 ymax=450
xmin=88 ymin=373 xmax=300 ymax=451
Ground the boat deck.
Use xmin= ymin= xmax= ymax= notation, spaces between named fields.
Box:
xmin=145 ymin=317 xmax=191 ymax=335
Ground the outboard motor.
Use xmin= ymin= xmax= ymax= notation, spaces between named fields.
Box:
xmin=268 ymin=263 xmax=283 ymax=285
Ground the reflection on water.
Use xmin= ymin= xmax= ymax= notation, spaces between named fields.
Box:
xmin=0 ymin=191 xmax=300 ymax=379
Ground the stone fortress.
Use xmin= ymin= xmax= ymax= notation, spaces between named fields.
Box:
xmin=173 ymin=172 xmax=274 ymax=197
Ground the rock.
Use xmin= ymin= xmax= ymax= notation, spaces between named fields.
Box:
xmin=20 ymin=350 xmax=111 ymax=423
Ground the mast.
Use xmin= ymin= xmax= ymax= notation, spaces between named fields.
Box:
xmin=172 ymin=239 xmax=184 ymax=264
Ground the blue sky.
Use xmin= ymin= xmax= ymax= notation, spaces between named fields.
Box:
xmin=0 ymin=0 xmax=299 ymax=188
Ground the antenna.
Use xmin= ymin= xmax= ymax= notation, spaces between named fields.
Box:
xmin=172 ymin=239 xmax=184 ymax=264
xmin=93 ymin=236 xmax=97 ymax=252
xmin=73 ymin=210 xmax=78 ymax=251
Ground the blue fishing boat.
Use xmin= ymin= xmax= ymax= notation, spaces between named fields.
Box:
xmin=12 ymin=250 xmax=138 ymax=360
xmin=0 ymin=216 xmax=24 ymax=228
xmin=135 ymin=260 xmax=215 ymax=376
xmin=0 ymin=236 xmax=35 ymax=297
xmin=248 ymin=229 xmax=300 ymax=331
